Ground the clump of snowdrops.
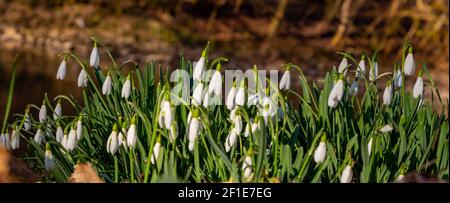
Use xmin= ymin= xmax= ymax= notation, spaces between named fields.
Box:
xmin=0 ymin=38 xmax=448 ymax=183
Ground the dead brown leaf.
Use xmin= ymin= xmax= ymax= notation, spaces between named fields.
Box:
xmin=68 ymin=163 xmax=104 ymax=183
xmin=0 ymin=149 xmax=39 ymax=183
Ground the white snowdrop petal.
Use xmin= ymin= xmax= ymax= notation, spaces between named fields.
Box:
xmin=404 ymin=53 xmax=415 ymax=76
xmin=313 ymin=141 xmax=327 ymax=164
xmin=340 ymin=165 xmax=353 ymax=183
xmin=413 ymin=77 xmax=424 ymax=98
xmin=56 ymin=60 xmax=67 ymax=80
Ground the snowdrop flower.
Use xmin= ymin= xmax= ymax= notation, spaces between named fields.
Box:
xmin=127 ymin=116 xmax=138 ymax=148
xmin=193 ymin=50 xmax=206 ymax=81
xmin=356 ymin=55 xmax=366 ymax=79
xmin=279 ymin=68 xmax=291 ymax=90
xmin=244 ymin=119 xmax=257 ymax=138
xmin=242 ymin=153 xmax=253 ymax=179
xmin=192 ymin=82 xmax=204 ymax=106
xmin=0 ymin=133 xmax=10 ymax=149
xmin=413 ymin=71 xmax=424 ymax=99
xmin=169 ymin=121 xmax=178 ymax=143
xmin=39 ymin=101 xmax=47 ymax=123
xmin=90 ymin=43 xmax=100 ymax=68
xmin=261 ymin=97 xmax=275 ymax=124
xmin=118 ymin=124 xmax=128 ymax=150
xmin=53 ymin=101 xmax=62 ymax=119
xmin=158 ymin=94 xmax=173 ymax=129
xmin=313 ymin=134 xmax=327 ymax=164
xmin=10 ymin=126 xmax=20 ymax=150
xmin=24 ymin=113 xmax=31 ymax=131
xmin=56 ymin=125 xmax=63 ymax=143
xmin=340 ymin=164 xmax=353 ymax=183
xmin=102 ymin=73 xmax=112 ymax=95
xmin=232 ymin=112 xmax=243 ymax=134
xmin=226 ymin=82 xmax=237 ymax=110
xmin=76 ymin=116 xmax=83 ymax=141
xmin=56 ymin=58 xmax=67 ymax=80
xmin=379 ymin=124 xmax=393 ymax=133
xmin=383 ymin=81 xmax=393 ymax=105
xmin=235 ymin=80 xmax=246 ymax=106
xmin=66 ymin=128 xmax=77 ymax=151
xmin=369 ymin=61 xmax=378 ymax=81
xmin=394 ymin=69 xmax=402 ymax=88
xmin=151 ymin=137 xmax=162 ymax=164
xmin=44 ymin=143 xmax=55 ymax=171
xmin=77 ymin=69 xmax=88 ymax=88
xmin=34 ymin=128 xmax=44 ymax=145
xmin=247 ymin=93 xmax=259 ymax=106
xmin=368 ymin=137 xmax=373 ymax=156
xmin=404 ymin=47 xmax=415 ymax=76
xmin=225 ymin=127 xmax=238 ymax=152
xmin=338 ymin=57 xmax=349 ymax=76
xmin=396 ymin=174 xmax=405 ymax=183
xmin=350 ymin=80 xmax=358 ymax=95
xmin=106 ymin=124 xmax=119 ymax=155
xmin=187 ymin=111 xmax=200 ymax=151
xmin=121 ymin=74 xmax=132 ymax=99
xmin=208 ymin=63 xmax=222 ymax=96
xmin=328 ymin=77 xmax=344 ymax=108
xmin=202 ymin=88 xmax=211 ymax=107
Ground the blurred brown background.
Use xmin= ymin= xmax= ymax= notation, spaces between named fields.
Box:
xmin=0 ymin=0 xmax=448 ymax=121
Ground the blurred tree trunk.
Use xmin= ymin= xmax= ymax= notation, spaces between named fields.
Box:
xmin=267 ymin=0 xmax=288 ymax=38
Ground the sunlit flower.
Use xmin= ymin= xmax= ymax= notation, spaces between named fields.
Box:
xmin=121 ymin=74 xmax=132 ymax=99
xmin=102 ymin=74 xmax=112 ymax=95
xmin=61 ymin=134 xmax=68 ymax=150
xmin=279 ymin=69 xmax=291 ymax=90
xmin=106 ymin=124 xmax=119 ymax=155
xmin=127 ymin=116 xmax=138 ymax=147
xmin=90 ymin=43 xmax=100 ymax=68
xmin=77 ymin=69 xmax=88 ymax=88
xmin=193 ymin=50 xmax=206 ymax=81
xmin=340 ymin=164 xmax=353 ymax=183
xmin=383 ymin=81 xmax=392 ymax=105
xmin=44 ymin=143 xmax=55 ymax=171
xmin=208 ymin=64 xmax=222 ymax=96
xmin=404 ymin=47 xmax=415 ymax=76
xmin=76 ymin=116 xmax=83 ymax=141
xmin=261 ymin=97 xmax=275 ymax=124
xmin=56 ymin=58 xmax=67 ymax=80
xmin=356 ymin=56 xmax=365 ymax=79
xmin=66 ymin=128 xmax=77 ymax=151
xmin=118 ymin=126 xmax=128 ymax=150
xmin=159 ymin=95 xmax=173 ymax=129
xmin=56 ymin=125 xmax=64 ymax=143
xmin=313 ymin=134 xmax=327 ymax=164
xmin=188 ymin=113 xmax=200 ymax=152
xmin=192 ymin=82 xmax=204 ymax=106
xmin=53 ymin=101 xmax=62 ymax=119
xmin=328 ymin=78 xmax=344 ymax=108
xmin=379 ymin=124 xmax=393 ymax=133
xmin=413 ymin=72 xmax=424 ymax=99
xmin=369 ymin=61 xmax=378 ymax=81
xmin=242 ymin=154 xmax=253 ymax=179
xmin=151 ymin=138 xmax=162 ymax=164
xmin=39 ymin=102 xmax=47 ymax=123
xmin=235 ymin=80 xmax=246 ymax=106
xmin=10 ymin=126 xmax=20 ymax=150
xmin=338 ymin=57 xmax=349 ymax=76
xmin=34 ymin=128 xmax=44 ymax=145
xmin=225 ymin=127 xmax=238 ymax=152
xmin=226 ymin=82 xmax=237 ymax=110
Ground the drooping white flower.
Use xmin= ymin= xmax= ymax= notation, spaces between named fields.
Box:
xmin=243 ymin=121 xmax=253 ymax=138
xmin=232 ymin=113 xmax=243 ymax=134
xmin=121 ymin=75 xmax=132 ymax=99
xmin=118 ymin=127 xmax=127 ymax=149
xmin=77 ymin=69 xmax=88 ymax=88
xmin=413 ymin=75 xmax=424 ymax=99
xmin=61 ymin=134 xmax=68 ymax=149
xmin=242 ymin=155 xmax=253 ymax=179
xmin=44 ymin=143 xmax=55 ymax=171
xmin=369 ymin=62 xmax=378 ymax=81
xmin=394 ymin=69 xmax=402 ymax=88
xmin=261 ymin=97 xmax=275 ymax=124
xmin=225 ymin=127 xmax=238 ymax=152
xmin=379 ymin=124 xmax=393 ymax=133
xmin=150 ymin=139 xmax=161 ymax=164
xmin=208 ymin=67 xmax=222 ymax=96
xmin=226 ymin=84 xmax=237 ymax=110
xmin=158 ymin=96 xmax=173 ymax=129
xmin=66 ymin=128 xmax=77 ymax=151
xmin=56 ymin=125 xmax=64 ymax=143
xmin=54 ymin=101 xmax=62 ymax=119
xmin=404 ymin=48 xmax=415 ymax=76
xmin=247 ymin=93 xmax=259 ymax=106
xmin=127 ymin=117 xmax=138 ymax=148
xmin=235 ymin=82 xmax=246 ymax=106
xmin=340 ymin=165 xmax=353 ymax=183
xmin=56 ymin=59 xmax=67 ymax=80
xmin=314 ymin=135 xmax=327 ymax=164
xmin=192 ymin=82 xmax=204 ymax=107
xmin=356 ymin=56 xmax=366 ymax=79
xmin=0 ymin=133 xmax=10 ymax=149
xmin=383 ymin=81 xmax=393 ymax=105
xmin=338 ymin=57 xmax=349 ymax=76
xmin=188 ymin=116 xmax=200 ymax=152
xmin=24 ymin=114 xmax=31 ymax=131
xmin=90 ymin=45 xmax=100 ymax=68
xmin=102 ymin=74 xmax=112 ymax=95
xmin=193 ymin=51 xmax=206 ymax=81
xmin=396 ymin=174 xmax=405 ymax=183
xmin=350 ymin=80 xmax=358 ymax=96
xmin=34 ymin=128 xmax=44 ymax=145
xmin=106 ymin=126 xmax=119 ymax=155
xmin=368 ymin=137 xmax=373 ymax=156
xmin=328 ymin=79 xmax=344 ymax=108
xmin=76 ymin=117 xmax=83 ymax=141
xmin=279 ymin=70 xmax=291 ymax=90
xmin=39 ymin=103 xmax=47 ymax=123
xmin=10 ymin=127 xmax=20 ymax=150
